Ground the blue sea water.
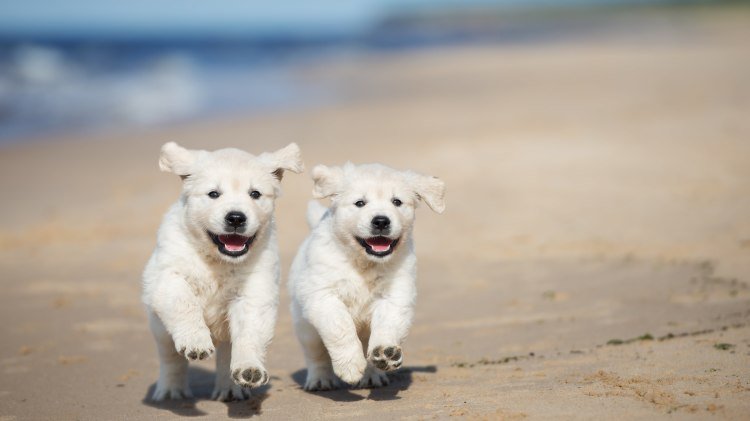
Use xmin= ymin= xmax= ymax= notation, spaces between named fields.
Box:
xmin=0 ymin=40 xmax=344 ymax=142
xmin=0 ymin=0 xmax=684 ymax=144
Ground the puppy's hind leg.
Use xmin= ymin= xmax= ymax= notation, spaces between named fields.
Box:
xmin=296 ymin=319 xmax=340 ymax=391
xmin=149 ymin=312 xmax=193 ymax=401
xmin=212 ymin=341 xmax=248 ymax=401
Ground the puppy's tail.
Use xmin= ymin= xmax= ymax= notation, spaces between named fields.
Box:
xmin=306 ymin=200 xmax=329 ymax=229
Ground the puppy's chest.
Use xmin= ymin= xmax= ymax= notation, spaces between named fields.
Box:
xmin=191 ymin=269 xmax=246 ymax=339
xmin=335 ymin=271 xmax=389 ymax=320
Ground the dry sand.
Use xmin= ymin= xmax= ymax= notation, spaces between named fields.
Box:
xmin=1 ymin=7 xmax=749 ymax=420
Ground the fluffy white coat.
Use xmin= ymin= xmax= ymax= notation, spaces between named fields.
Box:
xmin=142 ymin=142 xmax=303 ymax=401
xmin=289 ymin=163 xmax=445 ymax=390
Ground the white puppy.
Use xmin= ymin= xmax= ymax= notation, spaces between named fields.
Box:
xmin=289 ymin=163 xmax=445 ymax=390
xmin=142 ymin=142 xmax=303 ymax=401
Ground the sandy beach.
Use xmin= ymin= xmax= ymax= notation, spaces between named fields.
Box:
xmin=1 ymin=7 xmax=749 ymax=420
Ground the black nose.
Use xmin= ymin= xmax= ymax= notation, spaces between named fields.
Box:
xmin=371 ymin=216 xmax=391 ymax=230
xmin=225 ymin=211 xmax=247 ymax=227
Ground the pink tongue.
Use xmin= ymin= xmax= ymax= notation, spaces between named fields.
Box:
xmin=366 ymin=237 xmax=392 ymax=252
xmin=219 ymin=234 xmax=249 ymax=252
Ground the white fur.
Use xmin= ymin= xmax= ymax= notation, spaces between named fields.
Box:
xmin=289 ymin=163 xmax=445 ymax=390
xmin=142 ymin=142 xmax=303 ymax=401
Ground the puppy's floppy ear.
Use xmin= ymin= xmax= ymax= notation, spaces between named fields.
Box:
xmin=261 ymin=143 xmax=305 ymax=180
xmin=311 ymin=164 xmax=344 ymax=199
xmin=410 ymin=172 xmax=446 ymax=214
xmin=159 ymin=142 xmax=196 ymax=178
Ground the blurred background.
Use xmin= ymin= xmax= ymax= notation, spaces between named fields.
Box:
xmin=1 ymin=0 xmax=749 ymax=419
xmin=0 ymin=0 xmax=744 ymax=142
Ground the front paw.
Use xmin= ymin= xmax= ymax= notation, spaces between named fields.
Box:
xmin=174 ymin=333 xmax=215 ymax=361
xmin=369 ymin=345 xmax=403 ymax=371
xmin=231 ymin=365 xmax=269 ymax=389
xmin=332 ymin=355 xmax=367 ymax=385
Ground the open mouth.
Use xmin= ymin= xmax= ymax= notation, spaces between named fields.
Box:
xmin=208 ymin=232 xmax=256 ymax=257
xmin=356 ymin=236 xmax=400 ymax=257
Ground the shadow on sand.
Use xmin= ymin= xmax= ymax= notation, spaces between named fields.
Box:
xmin=142 ymin=366 xmax=270 ymax=418
xmin=290 ymin=365 xmax=437 ymax=402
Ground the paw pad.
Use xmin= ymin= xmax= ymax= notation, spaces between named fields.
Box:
xmin=369 ymin=345 xmax=403 ymax=371
xmin=178 ymin=345 xmax=214 ymax=361
xmin=232 ymin=366 xmax=269 ymax=388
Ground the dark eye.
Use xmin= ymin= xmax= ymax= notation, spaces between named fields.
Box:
xmin=208 ymin=191 xmax=221 ymax=199
xmin=354 ymin=200 xmax=366 ymax=208
xmin=392 ymin=198 xmax=402 ymax=207
xmin=249 ymin=190 xmax=262 ymax=199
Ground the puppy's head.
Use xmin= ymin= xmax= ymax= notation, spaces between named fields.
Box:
xmin=159 ymin=142 xmax=303 ymax=263
xmin=311 ymin=163 xmax=445 ymax=263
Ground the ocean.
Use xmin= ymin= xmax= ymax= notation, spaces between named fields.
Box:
xmin=0 ymin=0 xmax=693 ymax=144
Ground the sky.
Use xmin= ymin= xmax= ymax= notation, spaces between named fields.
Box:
xmin=0 ymin=0 xmax=666 ymax=39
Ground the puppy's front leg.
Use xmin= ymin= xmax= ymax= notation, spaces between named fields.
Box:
xmin=228 ymin=273 xmax=278 ymax=389
xmin=306 ymin=295 xmax=367 ymax=385
xmin=149 ymin=276 xmax=215 ymax=361
xmin=367 ymin=282 xmax=416 ymax=372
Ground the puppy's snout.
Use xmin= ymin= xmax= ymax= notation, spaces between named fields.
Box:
xmin=225 ymin=211 xmax=247 ymax=228
xmin=371 ymin=216 xmax=391 ymax=230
